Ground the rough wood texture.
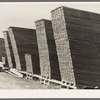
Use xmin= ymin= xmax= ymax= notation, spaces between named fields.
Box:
xmin=3 ymin=31 xmax=16 ymax=68
xmin=51 ymin=6 xmax=100 ymax=87
xmin=51 ymin=7 xmax=76 ymax=86
xmin=8 ymin=27 xmax=40 ymax=73
xmin=0 ymin=38 xmax=6 ymax=61
xmin=25 ymin=53 xmax=33 ymax=74
xmin=25 ymin=53 xmax=40 ymax=75
xmin=35 ymin=19 xmax=61 ymax=80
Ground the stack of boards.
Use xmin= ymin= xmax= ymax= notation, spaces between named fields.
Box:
xmin=4 ymin=31 xmax=16 ymax=68
xmin=0 ymin=38 xmax=7 ymax=65
xmin=25 ymin=53 xmax=40 ymax=75
xmin=51 ymin=6 xmax=100 ymax=88
xmin=4 ymin=27 xmax=40 ymax=75
xmin=35 ymin=19 xmax=61 ymax=81
xmin=3 ymin=6 xmax=100 ymax=88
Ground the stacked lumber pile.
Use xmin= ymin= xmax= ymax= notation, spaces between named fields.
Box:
xmin=25 ymin=53 xmax=33 ymax=74
xmin=64 ymin=7 xmax=100 ymax=87
xmin=51 ymin=7 xmax=76 ymax=87
xmin=0 ymin=38 xmax=6 ymax=62
xmin=3 ymin=31 xmax=16 ymax=68
xmin=8 ymin=27 xmax=40 ymax=73
xmin=51 ymin=6 xmax=100 ymax=88
xmin=35 ymin=19 xmax=61 ymax=81
xmin=25 ymin=53 xmax=40 ymax=80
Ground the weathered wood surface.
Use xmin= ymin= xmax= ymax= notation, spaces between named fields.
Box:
xmin=25 ymin=53 xmax=40 ymax=75
xmin=8 ymin=27 xmax=40 ymax=73
xmin=51 ymin=6 xmax=100 ymax=87
xmin=25 ymin=53 xmax=33 ymax=74
xmin=0 ymin=37 xmax=8 ymax=66
xmin=51 ymin=7 xmax=76 ymax=86
xmin=35 ymin=19 xmax=61 ymax=80
xmin=3 ymin=31 xmax=16 ymax=68
xmin=0 ymin=38 xmax=6 ymax=60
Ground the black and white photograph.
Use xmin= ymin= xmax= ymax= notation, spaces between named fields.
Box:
xmin=0 ymin=2 xmax=100 ymax=94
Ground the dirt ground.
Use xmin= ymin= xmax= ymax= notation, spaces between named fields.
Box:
xmin=0 ymin=72 xmax=60 ymax=89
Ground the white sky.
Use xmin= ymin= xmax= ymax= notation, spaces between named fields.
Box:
xmin=0 ymin=2 xmax=100 ymax=38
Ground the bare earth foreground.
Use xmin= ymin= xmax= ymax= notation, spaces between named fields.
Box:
xmin=0 ymin=72 xmax=60 ymax=89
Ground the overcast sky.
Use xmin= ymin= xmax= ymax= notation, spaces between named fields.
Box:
xmin=0 ymin=2 xmax=100 ymax=38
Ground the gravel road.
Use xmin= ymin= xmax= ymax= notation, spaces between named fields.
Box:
xmin=0 ymin=72 xmax=60 ymax=89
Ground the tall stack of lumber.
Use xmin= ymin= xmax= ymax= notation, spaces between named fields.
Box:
xmin=3 ymin=31 xmax=16 ymax=68
xmin=51 ymin=7 xmax=76 ymax=87
xmin=35 ymin=19 xmax=61 ymax=80
xmin=0 ymin=38 xmax=6 ymax=61
xmin=51 ymin=6 xmax=100 ymax=88
xmin=8 ymin=27 xmax=40 ymax=74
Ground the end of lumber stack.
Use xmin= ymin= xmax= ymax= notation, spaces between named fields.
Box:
xmin=3 ymin=31 xmax=16 ymax=68
xmin=8 ymin=26 xmax=40 ymax=73
xmin=51 ymin=6 xmax=100 ymax=88
xmin=35 ymin=19 xmax=61 ymax=81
